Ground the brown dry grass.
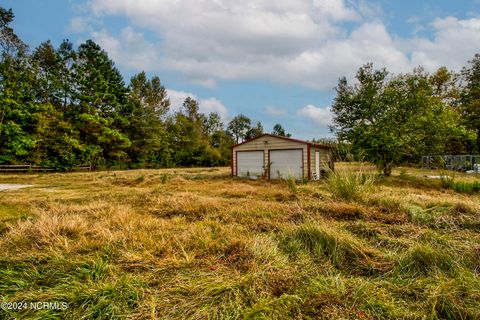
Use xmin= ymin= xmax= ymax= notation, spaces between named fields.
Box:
xmin=0 ymin=164 xmax=479 ymax=319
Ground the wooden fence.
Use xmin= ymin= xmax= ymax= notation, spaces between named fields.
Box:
xmin=0 ymin=165 xmax=91 ymax=174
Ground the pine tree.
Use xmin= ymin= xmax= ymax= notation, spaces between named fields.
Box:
xmin=73 ymin=40 xmax=131 ymax=167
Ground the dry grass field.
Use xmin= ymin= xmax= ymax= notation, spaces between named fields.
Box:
xmin=0 ymin=164 xmax=479 ymax=319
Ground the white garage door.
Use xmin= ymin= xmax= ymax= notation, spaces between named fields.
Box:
xmin=269 ymin=149 xmax=303 ymax=180
xmin=237 ymin=151 xmax=264 ymax=178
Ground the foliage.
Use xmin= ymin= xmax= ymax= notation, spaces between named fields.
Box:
xmin=0 ymin=5 xmax=244 ymax=169
xmin=1 ymin=4 xmax=479 ymax=172
xmin=313 ymin=138 xmax=360 ymax=162
xmin=460 ymin=54 xmax=480 ymax=153
xmin=245 ymin=121 xmax=263 ymax=140
xmin=272 ymin=123 xmax=291 ymax=137
xmin=227 ymin=114 xmax=251 ymax=144
xmin=331 ymin=63 xmax=474 ymax=176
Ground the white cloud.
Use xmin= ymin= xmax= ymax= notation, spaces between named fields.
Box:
xmin=68 ymin=16 xmax=92 ymax=33
xmin=91 ymin=27 xmax=162 ymax=71
xmin=81 ymin=0 xmax=480 ymax=89
xmin=297 ymin=104 xmax=333 ymax=127
xmin=407 ymin=17 xmax=480 ymax=71
xmin=199 ymin=98 xmax=229 ymax=119
xmin=264 ymin=105 xmax=287 ymax=116
xmin=166 ymin=89 xmax=229 ymax=121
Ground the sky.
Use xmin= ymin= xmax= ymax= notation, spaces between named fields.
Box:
xmin=3 ymin=0 xmax=480 ymax=140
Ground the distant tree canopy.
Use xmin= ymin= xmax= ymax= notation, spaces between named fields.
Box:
xmin=460 ymin=54 xmax=480 ymax=152
xmin=272 ymin=123 xmax=291 ymax=137
xmin=3 ymin=6 xmax=478 ymax=172
xmin=0 ymin=6 xmax=295 ymax=169
xmin=331 ymin=62 xmax=478 ymax=175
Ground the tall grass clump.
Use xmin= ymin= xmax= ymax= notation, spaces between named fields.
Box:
xmin=280 ymin=224 xmax=391 ymax=275
xmin=325 ymin=169 xmax=376 ymax=202
xmin=284 ymin=175 xmax=298 ymax=194
xmin=396 ymin=243 xmax=455 ymax=276
xmin=439 ymin=169 xmax=456 ymax=189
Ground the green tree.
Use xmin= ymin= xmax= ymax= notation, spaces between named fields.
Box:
xmin=0 ymin=54 xmax=37 ymax=163
xmin=73 ymin=40 xmax=131 ymax=167
xmin=227 ymin=114 xmax=251 ymax=144
xmin=0 ymin=6 xmax=26 ymax=54
xmin=245 ymin=121 xmax=263 ymax=140
xmin=203 ymin=112 xmax=223 ymax=136
xmin=28 ymin=40 xmax=82 ymax=169
xmin=460 ymin=53 xmax=480 ymax=153
xmin=0 ymin=7 xmax=36 ymax=163
xmin=127 ymin=71 xmax=171 ymax=167
xmin=272 ymin=123 xmax=290 ymax=137
xmin=331 ymin=63 xmax=465 ymax=175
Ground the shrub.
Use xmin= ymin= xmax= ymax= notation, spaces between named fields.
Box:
xmin=326 ymin=169 xmax=376 ymax=202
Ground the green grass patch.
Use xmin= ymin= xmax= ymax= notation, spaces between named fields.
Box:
xmin=451 ymin=180 xmax=480 ymax=193
xmin=280 ymin=223 xmax=392 ymax=275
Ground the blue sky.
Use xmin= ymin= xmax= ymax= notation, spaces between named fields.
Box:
xmin=3 ymin=0 xmax=480 ymax=139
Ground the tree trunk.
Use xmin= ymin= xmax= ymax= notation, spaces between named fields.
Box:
xmin=383 ymin=161 xmax=393 ymax=176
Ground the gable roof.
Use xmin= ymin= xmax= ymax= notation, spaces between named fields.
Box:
xmin=231 ymin=133 xmax=331 ymax=149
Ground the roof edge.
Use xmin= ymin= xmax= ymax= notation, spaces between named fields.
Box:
xmin=230 ymin=133 xmax=331 ymax=149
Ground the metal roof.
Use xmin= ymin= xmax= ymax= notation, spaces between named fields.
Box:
xmin=231 ymin=133 xmax=331 ymax=149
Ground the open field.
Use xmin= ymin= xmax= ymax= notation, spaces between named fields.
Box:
xmin=0 ymin=165 xmax=479 ymax=319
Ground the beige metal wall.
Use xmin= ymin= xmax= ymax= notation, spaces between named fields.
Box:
xmin=310 ymin=146 xmax=331 ymax=178
xmin=233 ymin=135 xmax=313 ymax=178
xmin=232 ymin=135 xmax=332 ymax=179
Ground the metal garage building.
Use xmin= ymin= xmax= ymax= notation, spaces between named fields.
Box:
xmin=231 ymin=134 xmax=332 ymax=180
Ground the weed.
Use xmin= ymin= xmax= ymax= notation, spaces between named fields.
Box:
xmin=285 ymin=176 xmax=297 ymax=194
xmin=439 ymin=169 xmax=456 ymax=188
xmin=399 ymin=168 xmax=409 ymax=178
xmin=159 ymin=173 xmax=169 ymax=184
xmin=135 ymin=175 xmax=145 ymax=183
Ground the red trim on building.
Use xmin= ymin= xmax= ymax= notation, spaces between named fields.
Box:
xmin=230 ymin=133 xmax=330 ymax=149
xmin=231 ymin=148 xmax=234 ymax=176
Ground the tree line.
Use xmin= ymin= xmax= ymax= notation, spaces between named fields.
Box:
xmin=330 ymin=58 xmax=480 ymax=175
xmin=0 ymin=7 xmax=290 ymax=170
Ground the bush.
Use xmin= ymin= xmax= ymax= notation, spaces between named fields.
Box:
xmin=326 ymin=169 xmax=376 ymax=202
